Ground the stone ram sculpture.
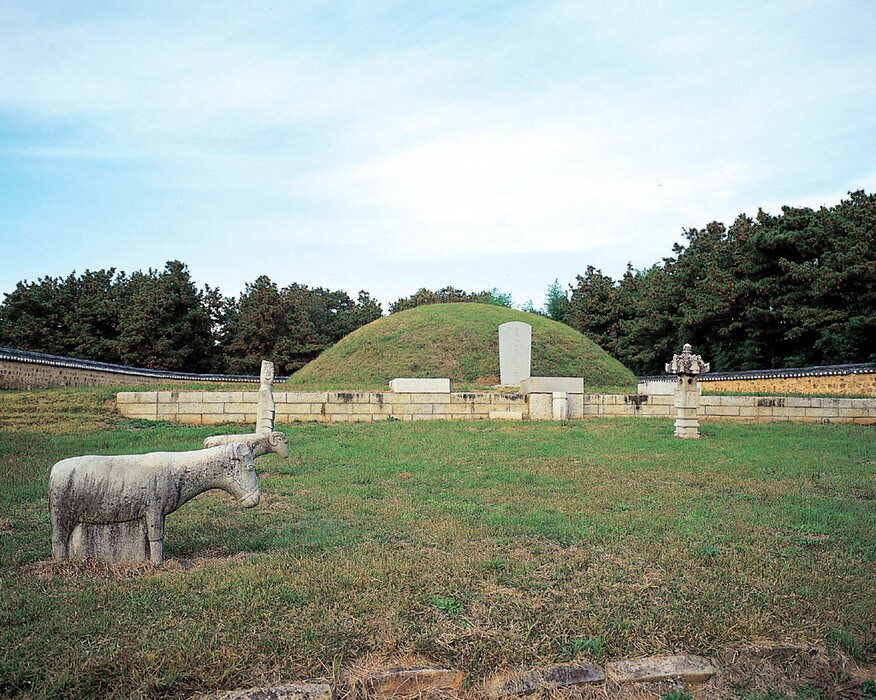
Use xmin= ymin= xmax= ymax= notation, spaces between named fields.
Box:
xmin=203 ymin=430 xmax=289 ymax=458
xmin=49 ymin=442 xmax=260 ymax=565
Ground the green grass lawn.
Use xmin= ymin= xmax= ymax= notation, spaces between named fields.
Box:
xmin=0 ymin=390 xmax=874 ymax=698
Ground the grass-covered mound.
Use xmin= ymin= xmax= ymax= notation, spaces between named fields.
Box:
xmin=288 ymin=303 xmax=636 ymax=390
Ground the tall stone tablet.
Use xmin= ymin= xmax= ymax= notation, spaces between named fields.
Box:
xmin=498 ymin=321 xmax=532 ymax=386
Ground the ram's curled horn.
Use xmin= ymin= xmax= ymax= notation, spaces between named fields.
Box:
xmin=268 ymin=431 xmax=287 ymax=446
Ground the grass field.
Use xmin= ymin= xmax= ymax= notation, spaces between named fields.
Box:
xmin=0 ymin=389 xmax=874 ymax=698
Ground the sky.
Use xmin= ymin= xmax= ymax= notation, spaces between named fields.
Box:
xmin=1 ymin=1 xmax=875 ymax=311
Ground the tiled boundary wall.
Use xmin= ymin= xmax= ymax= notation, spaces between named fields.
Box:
xmin=0 ymin=347 xmax=276 ymax=390
xmin=117 ymin=390 xmax=876 ymax=425
xmin=640 ymin=363 xmax=876 ymax=397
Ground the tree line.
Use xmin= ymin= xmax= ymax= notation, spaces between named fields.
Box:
xmin=0 ymin=262 xmax=383 ymax=375
xmin=550 ymin=190 xmax=876 ymax=374
xmin=0 ymin=264 xmax=512 ymax=375
xmin=1 ymin=191 xmax=872 ymax=376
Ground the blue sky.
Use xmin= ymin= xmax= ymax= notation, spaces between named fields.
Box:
xmin=1 ymin=1 xmax=874 ymax=310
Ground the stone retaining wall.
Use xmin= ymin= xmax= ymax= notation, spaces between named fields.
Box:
xmin=117 ymin=390 xmax=528 ymax=424
xmin=116 ymin=390 xmax=876 ymax=425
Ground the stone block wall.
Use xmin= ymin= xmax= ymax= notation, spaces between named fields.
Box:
xmin=117 ymin=389 xmax=876 ymax=425
xmin=117 ymin=390 xmax=528 ymax=425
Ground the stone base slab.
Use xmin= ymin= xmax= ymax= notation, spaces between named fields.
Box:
xmin=69 ymin=521 xmax=149 ymax=563
xmin=389 ymin=378 xmax=450 ymax=393
xmin=519 ymin=377 xmax=584 ymax=394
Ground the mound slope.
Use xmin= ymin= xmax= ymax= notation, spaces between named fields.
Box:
xmin=288 ymin=303 xmax=636 ymax=389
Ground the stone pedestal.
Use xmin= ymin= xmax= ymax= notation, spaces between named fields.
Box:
xmin=665 ymin=343 xmax=709 ymax=439
xmin=69 ymin=521 xmax=150 ymax=563
xmin=673 ymin=375 xmax=701 ymax=438
xmin=552 ymin=392 xmax=569 ymax=420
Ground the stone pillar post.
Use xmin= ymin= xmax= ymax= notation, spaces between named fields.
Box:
xmin=551 ymin=392 xmax=569 ymax=420
xmin=665 ymin=343 xmax=710 ymax=439
xmin=256 ymin=360 xmax=276 ymax=435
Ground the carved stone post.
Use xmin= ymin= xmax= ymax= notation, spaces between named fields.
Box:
xmin=665 ymin=343 xmax=710 ymax=438
xmin=256 ymin=360 xmax=276 ymax=435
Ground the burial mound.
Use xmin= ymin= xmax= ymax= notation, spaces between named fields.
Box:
xmin=288 ymin=302 xmax=636 ymax=389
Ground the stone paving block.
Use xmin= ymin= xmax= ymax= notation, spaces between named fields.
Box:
xmin=119 ymin=404 xmax=158 ymax=418
xmin=705 ymin=405 xmax=740 ymax=417
xmin=340 ymin=413 xmax=373 ymax=422
xmin=176 ymin=414 xmax=203 ymax=424
xmin=201 ymin=392 xmax=240 ymax=403
xmin=193 ymin=682 xmax=333 ymax=700
xmin=115 ymin=392 xmax=140 ymax=404
xmin=450 ymin=392 xmax=488 ymax=403
xmin=200 ymin=413 xmax=229 ymax=424
xmin=489 ymin=411 xmax=523 ymax=420
xmin=485 ymin=662 xmax=605 ymax=697
xmin=396 ymin=404 xmax=434 ymax=415
xmin=285 ymin=392 xmax=329 ymax=404
xmin=567 ymin=393 xmax=585 ymax=419
xmin=364 ymin=667 xmax=464 ymax=696
xmin=528 ymin=393 xmax=552 ymax=420
xmin=223 ymin=402 xmax=256 ymax=414
xmin=173 ymin=391 xmax=203 ymax=403
xmin=714 ymin=396 xmax=757 ymax=407
xmin=606 ymin=654 xmax=719 ymax=684
xmin=334 ymin=391 xmax=376 ymax=404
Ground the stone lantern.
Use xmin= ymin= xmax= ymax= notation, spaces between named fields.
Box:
xmin=665 ymin=343 xmax=710 ymax=438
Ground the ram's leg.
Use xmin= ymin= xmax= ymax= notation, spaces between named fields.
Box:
xmin=145 ymin=510 xmax=165 ymax=565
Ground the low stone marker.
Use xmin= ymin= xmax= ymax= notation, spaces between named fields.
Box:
xmin=665 ymin=343 xmax=710 ymax=438
xmin=485 ymin=662 xmax=605 ymax=696
xmin=193 ymin=683 xmax=332 ymax=700
xmin=363 ymin=667 xmax=465 ymax=696
xmin=49 ymin=443 xmax=261 ymax=565
xmin=498 ymin=321 xmax=532 ymax=386
xmin=606 ymin=654 xmax=719 ymax=683
xmin=388 ymin=378 xmax=451 ymax=393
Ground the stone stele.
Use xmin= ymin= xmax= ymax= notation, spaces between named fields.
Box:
xmin=49 ymin=442 xmax=260 ymax=565
xmin=498 ymin=321 xmax=532 ymax=386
